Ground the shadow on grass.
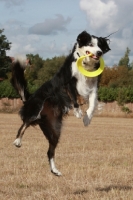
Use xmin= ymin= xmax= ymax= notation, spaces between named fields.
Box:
xmin=96 ymin=185 xmax=132 ymax=192
xmin=74 ymin=189 xmax=88 ymax=195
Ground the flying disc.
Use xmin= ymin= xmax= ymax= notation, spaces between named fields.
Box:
xmin=76 ymin=53 xmax=105 ymax=77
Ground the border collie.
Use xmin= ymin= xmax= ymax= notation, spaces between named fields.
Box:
xmin=11 ymin=31 xmax=110 ymax=176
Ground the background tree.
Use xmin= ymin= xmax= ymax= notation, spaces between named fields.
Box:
xmin=99 ymin=66 xmax=118 ymax=87
xmin=118 ymin=47 xmax=130 ymax=68
xmin=130 ymin=61 xmax=133 ymax=69
xmin=0 ymin=29 xmax=11 ymax=78
xmin=25 ymin=54 xmax=44 ymax=84
xmin=34 ymin=55 xmax=66 ymax=86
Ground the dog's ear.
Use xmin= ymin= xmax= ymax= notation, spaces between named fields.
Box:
xmin=77 ymin=31 xmax=91 ymax=47
xmin=98 ymin=37 xmax=111 ymax=54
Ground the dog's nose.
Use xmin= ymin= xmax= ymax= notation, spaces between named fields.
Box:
xmin=96 ymin=51 xmax=102 ymax=57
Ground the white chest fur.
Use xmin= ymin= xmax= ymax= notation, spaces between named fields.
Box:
xmin=71 ymin=61 xmax=98 ymax=126
xmin=71 ymin=62 xmax=98 ymax=100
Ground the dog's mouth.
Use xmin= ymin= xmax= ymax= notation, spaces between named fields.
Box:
xmin=86 ymin=51 xmax=99 ymax=60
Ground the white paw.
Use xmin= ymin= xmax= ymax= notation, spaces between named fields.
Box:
xmin=73 ymin=108 xmax=83 ymax=118
xmin=13 ymin=138 xmax=22 ymax=148
xmin=51 ymin=168 xmax=62 ymax=176
xmin=83 ymin=114 xmax=91 ymax=126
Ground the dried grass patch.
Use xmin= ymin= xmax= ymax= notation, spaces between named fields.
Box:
xmin=0 ymin=114 xmax=133 ymax=199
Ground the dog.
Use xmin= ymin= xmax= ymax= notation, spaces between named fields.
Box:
xmin=11 ymin=31 xmax=110 ymax=176
xmin=70 ymin=31 xmax=111 ymax=125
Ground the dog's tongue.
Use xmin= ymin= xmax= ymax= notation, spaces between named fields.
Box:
xmin=86 ymin=51 xmax=98 ymax=59
xmin=91 ymin=55 xmax=98 ymax=59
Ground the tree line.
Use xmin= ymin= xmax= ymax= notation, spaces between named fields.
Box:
xmin=0 ymin=29 xmax=133 ymax=106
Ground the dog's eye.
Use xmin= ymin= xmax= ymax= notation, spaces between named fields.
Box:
xmin=89 ymin=43 xmax=93 ymax=47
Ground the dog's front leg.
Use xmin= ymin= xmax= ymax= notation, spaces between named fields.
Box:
xmin=83 ymin=89 xmax=97 ymax=126
xmin=73 ymin=106 xmax=83 ymax=118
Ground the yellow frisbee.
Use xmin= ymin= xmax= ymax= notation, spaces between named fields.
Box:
xmin=76 ymin=53 xmax=105 ymax=77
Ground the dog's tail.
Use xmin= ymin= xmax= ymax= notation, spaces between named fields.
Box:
xmin=11 ymin=56 xmax=31 ymax=103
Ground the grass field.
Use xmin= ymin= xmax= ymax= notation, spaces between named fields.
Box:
xmin=0 ymin=113 xmax=133 ymax=200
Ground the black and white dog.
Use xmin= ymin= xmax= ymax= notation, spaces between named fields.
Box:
xmin=71 ymin=31 xmax=110 ymax=124
xmin=11 ymin=31 xmax=110 ymax=176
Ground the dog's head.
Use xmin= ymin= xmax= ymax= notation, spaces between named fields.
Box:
xmin=73 ymin=31 xmax=111 ymax=71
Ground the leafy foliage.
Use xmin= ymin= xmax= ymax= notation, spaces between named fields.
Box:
xmin=0 ymin=29 xmax=12 ymax=78
xmin=25 ymin=54 xmax=44 ymax=85
xmin=24 ymin=54 xmax=66 ymax=87
xmin=98 ymin=86 xmax=133 ymax=105
xmin=0 ymin=30 xmax=133 ymax=107
xmin=98 ymin=87 xmax=117 ymax=102
xmin=99 ymin=65 xmax=133 ymax=88
xmin=35 ymin=56 xmax=66 ymax=86
xmin=118 ymin=47 xmax=130 ymax=68
xmin=0 ymin=79 xmax=18 ymax=98
xmin=116 ymin=86 xmax=133 ymax=105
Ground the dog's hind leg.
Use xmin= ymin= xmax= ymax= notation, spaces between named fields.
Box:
xmin=13 ymin=123 xmax=28 ymax=147
xmin=47 ymin=143 xmax=62 ymax=176
xmin=41 ymin=126 xmax=62 ymax=176
xmin=39 ymin=116 xmax=62 ymax=176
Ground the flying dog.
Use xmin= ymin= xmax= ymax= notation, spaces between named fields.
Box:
xmin=11 ymin=31 xmax=110 ymax=176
